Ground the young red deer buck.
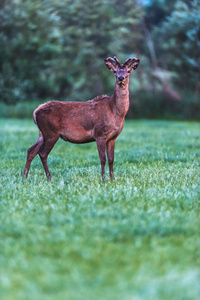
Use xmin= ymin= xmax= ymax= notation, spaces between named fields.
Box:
xmin=23 ymin=56 xmax=140 ymax=182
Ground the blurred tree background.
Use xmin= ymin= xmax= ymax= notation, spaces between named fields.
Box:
xmin=0 ymin=0 xmax=199 ymax=119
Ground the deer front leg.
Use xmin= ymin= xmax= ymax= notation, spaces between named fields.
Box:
xmin=106 ymin=139 xmax=116 ymax=181
xmin=96 ymin=138 xmax=106 ymax=182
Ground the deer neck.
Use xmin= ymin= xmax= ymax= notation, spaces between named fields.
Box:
xmin=112 ymin=79 xmax=130 ymax=117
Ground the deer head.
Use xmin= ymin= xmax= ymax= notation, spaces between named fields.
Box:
xmin=105 ymin=56 xmax=140 ymax=87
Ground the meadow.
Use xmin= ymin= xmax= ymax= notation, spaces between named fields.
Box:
xmin=0 ymin=118 xmax=200 ymax=300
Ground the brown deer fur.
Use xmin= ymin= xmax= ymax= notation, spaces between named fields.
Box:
xmin=23 ymin=56 xmax=140 ymax=181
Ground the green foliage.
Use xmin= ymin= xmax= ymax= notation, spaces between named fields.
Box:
xmin=0 ymin=119 xmax=200 ymax=299
xmin=0 ymin=0 xmax=142 ymax=104
xmin=0 ymin=0 xmax=65 ymax=103
xmin=0 ymin=100 xmax=41 ymax=118
xmin=156 ymin=0 xmax=200 ymax=90
xmin=130 ymin=91 xmax=200 ymax=120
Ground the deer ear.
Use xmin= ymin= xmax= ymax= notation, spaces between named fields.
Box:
xmin=104 ymin=58 xmax=116 ymax=72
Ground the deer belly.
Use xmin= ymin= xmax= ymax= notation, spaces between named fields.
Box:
xmin=60 ymin=126 xmax=94 ymax=144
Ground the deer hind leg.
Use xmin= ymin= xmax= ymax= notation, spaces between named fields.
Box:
xmin=96 ymin=138 xmax=106 ymax=182
xmin=106 ymin=139 xmax=116 ymax=181
xmin=38 ymin=135 xmax=59 ymax=181
xmin=23 ymin=131 xmax=44 ymax=178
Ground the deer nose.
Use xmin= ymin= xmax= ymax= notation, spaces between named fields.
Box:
xmin=118 ymin=76 xmax=124 ymax=81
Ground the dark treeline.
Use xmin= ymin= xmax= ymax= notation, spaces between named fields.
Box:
xmin=0 ymin=0 xmax=199 ymax=119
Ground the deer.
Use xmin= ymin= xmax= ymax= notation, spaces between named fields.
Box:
xmin=23 ymin=56 xmax=140 ymax=182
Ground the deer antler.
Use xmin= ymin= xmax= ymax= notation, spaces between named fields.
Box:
xmin=113 ymin=56 xmax=121 ymax=67
xmin=105 ymin=57 xmax=116 ymax=66
xmin=105 ymin=56 xmax=121 ymax=67
xmin=124 ymin=57 xmax=140 ymax=69
xmin=124 ymin=58 xmax=133 ymax=67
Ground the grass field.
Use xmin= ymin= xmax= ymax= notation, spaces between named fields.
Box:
xmin=0 ymin=118 xmax=200 ymax=300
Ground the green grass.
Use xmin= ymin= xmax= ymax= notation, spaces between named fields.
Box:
xmin=0 ymin=119 xmax=200 ymax=300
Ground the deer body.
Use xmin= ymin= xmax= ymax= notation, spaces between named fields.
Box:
xmin=23 ymin=56 xmax=139 ymax=181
